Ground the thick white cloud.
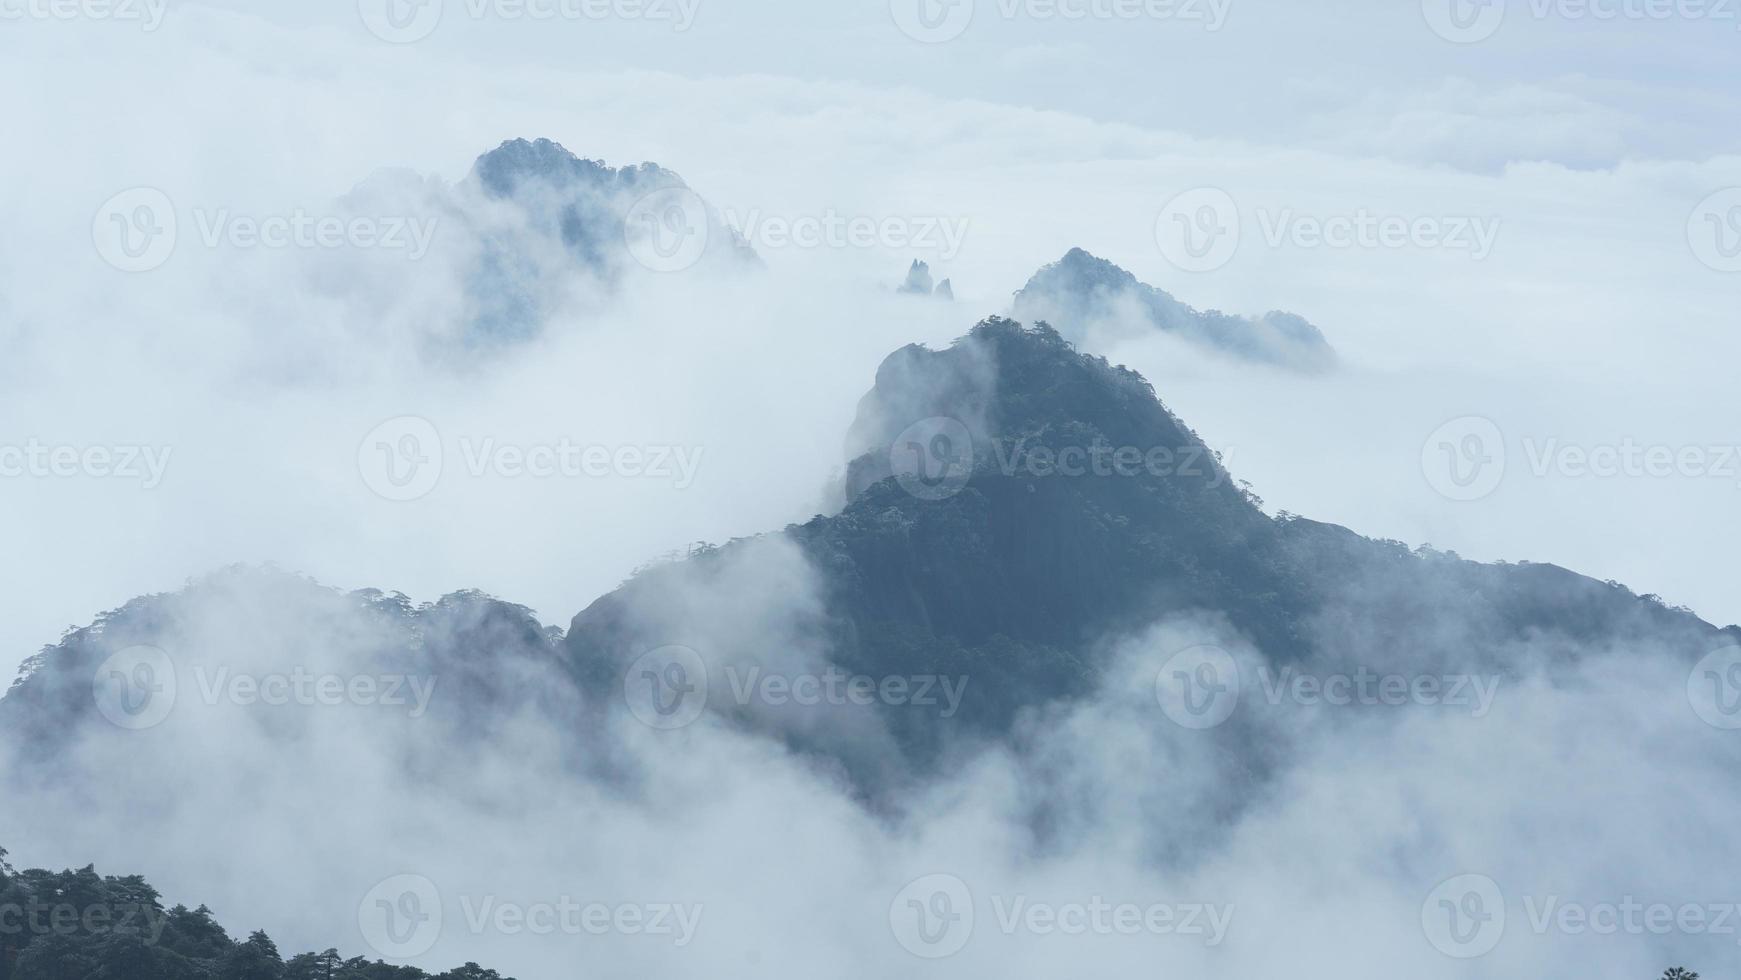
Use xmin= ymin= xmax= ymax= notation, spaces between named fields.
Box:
xmin=1 ymin=12 xmax=1738 ymax=974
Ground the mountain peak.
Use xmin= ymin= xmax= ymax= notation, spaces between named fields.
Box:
xmin=469 ymin=137 xmax=682 ymax=199
xmin=842 ymin=317 xmax=1240 ymax=506
xmin=899 ymin=259 xmax=934 ymax=294
xmin=896 ymin=258 xmax=955 ymax=299
xmin=1052 ymin=246 xmax=1130 ymax=279
xmin=453 ymin=137 xmax=759 ymax=343
xmin=1012 ymin=248 xmax=1336 ymax=371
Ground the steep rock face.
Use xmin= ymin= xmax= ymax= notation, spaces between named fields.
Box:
xmin=1011 ymin=248 xmax=1336 ymax=370
xmin=897 ymin=259 xmax=935 ymax=295
xmin=563 ymin=320 xmax=1731 ymax=789
xmin=896 ymin=259 xmax=953 ymax=299
xmin=468 ymin=137 xmax=757 ymax=274
xmin=5 ymin=322 xmax=1732 ymax=795
xmin=456 ymin=138 xmax=758 ymax=343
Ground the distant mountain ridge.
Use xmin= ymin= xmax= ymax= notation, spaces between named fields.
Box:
xmin=326 ymin=138 xmax=758 ymax=349
xmin=459 ymin=137 xmax=758 ymax=340
xmin=468 ymin=137 xmax=757 ymax=272
xmin=897 ymin=259 xmax=953 ymax=299
xmin=4 ymin=321 xmax=1731 ymax=796
xmin=1012 ymin=247 xmax=1336 ymax=370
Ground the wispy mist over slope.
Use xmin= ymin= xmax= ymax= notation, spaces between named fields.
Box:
xmin=4 ymin=7 xmax=1739 ymax=978
xmin=5 ymin=322 xmax=1738 ymax=978
xmin=1012 ymin=248 xmax=1337 ymax=370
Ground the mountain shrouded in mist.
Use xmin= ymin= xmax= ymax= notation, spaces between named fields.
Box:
xmin=467 ymin=137 xmax=757 ymax=277
xmin=323 ymin=138 xmax=759 ymax=352
xmin=5 ymin=320 xmax=1729 ymax=777
xmin=896 ymin=259 xmax=953 ymax=300
xmin=460 ymin=137 xmax=758 ymax=341
xmin=1011 ymin=247 xmax=1337 ymax=370
xmin=2 ymin=319 xmax=1735 ymax=977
